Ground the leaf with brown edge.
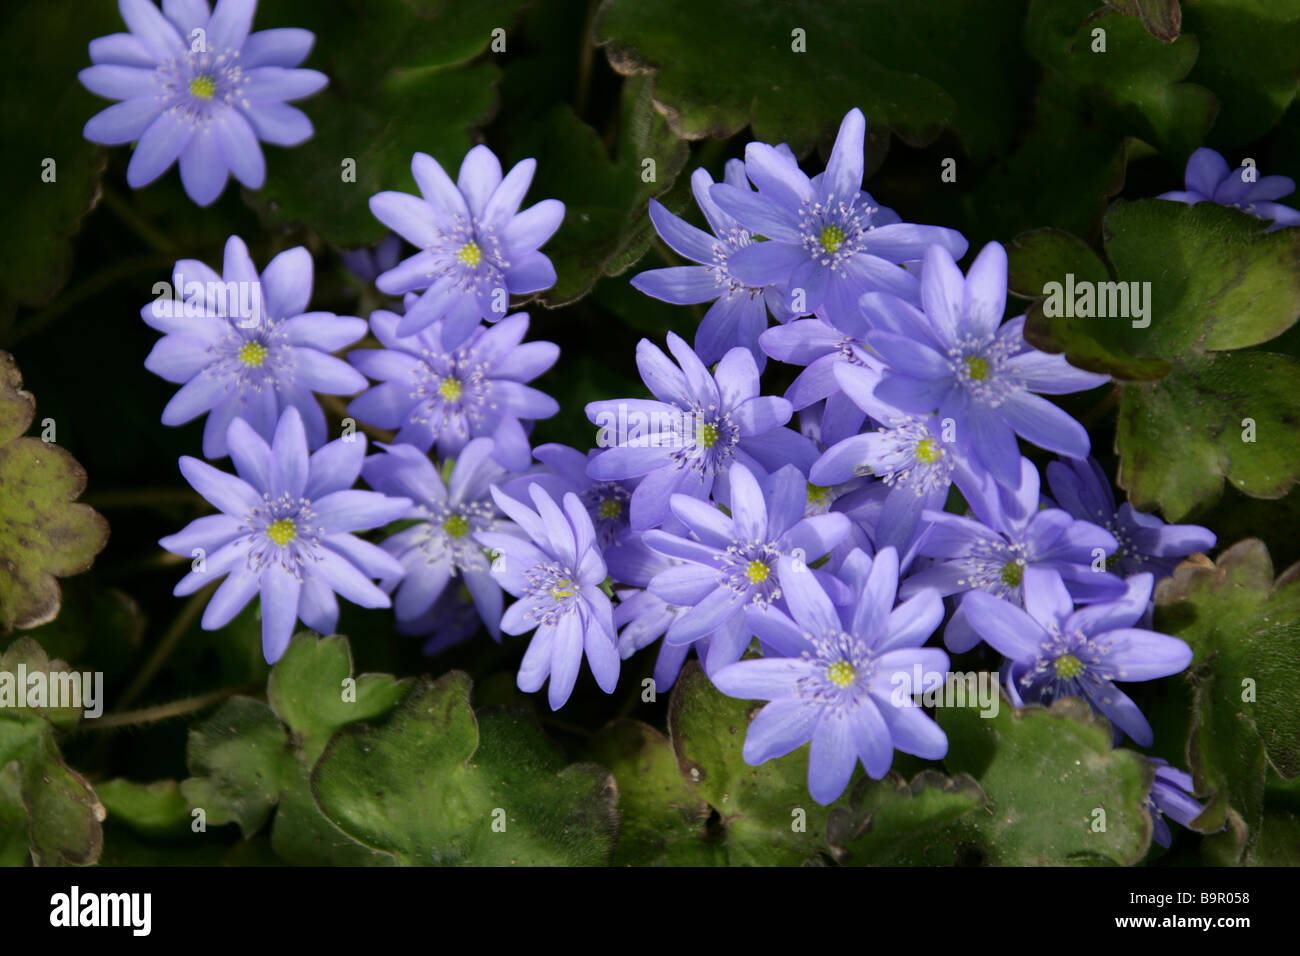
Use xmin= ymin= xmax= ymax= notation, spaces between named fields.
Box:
xmin=0 ymin=351 xmax=108 ymax=630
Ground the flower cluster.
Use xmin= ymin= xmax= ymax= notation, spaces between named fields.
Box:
xmin=125 ymin=18 xmax=1234 ymax=831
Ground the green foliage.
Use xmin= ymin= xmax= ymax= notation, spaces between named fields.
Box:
xmin=0 ymin=0 xmax=118 ymax=324
xmin=1155 ymin=540 xmax=1300 ymax=863
xmin=1009 ymin=200 xmax=1300 ymax=520
xmin=249 ymin=0 xmax=534 ymax=246
xmin=937 ymin=696 xmax=1155 ymax=865
xmin=595 ymin=0 xmax=1028 ymax=160
xmin=0 ymin=638 xmax=104 ymax=866
xmin=0 ymin=353 xmax=109 ymax=630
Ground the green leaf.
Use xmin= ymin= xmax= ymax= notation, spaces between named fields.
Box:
xmin=594 ymin=0 xmax=1030 ymax=161
xmin=97 ymin=779 xmax=192 ymax=839
xmin=512 ymin=75 xmax=689 ymax=307
xmin=1155 ymin=541 xmax=1300 ymax=858
xmin=0 ymin=352 xmax=109 ymax=630
xmin=825 ymin=770 xmax=987 ymax=865
xmin=1015 ymin=201 xmax=1300 ymax=519
xmin=0 ymin=637 xmax=104 ymax=866
xmin=179 ymin=633 xmax=408 ymax=864
xmin=1006 ymin=227 xmax=1111 ymax=299
xmin=267 ymin=633 xmax=408 ymax=764
xmin=312 ymin=672 xmax=618 ymax=865
xmin=938 ymin=695 xmax=1155 ymax=864
xmin=248 ymin=0 xmax=534 ymax=246
xmin=1183 ymin=0 xmax=1300 ymax=147
xmin=0 ymin=0 xmax=117 ymax=323
xmin=1116 ymin=352 xmax=1300 ymax=519
xmin=180 ymin=696 xmax=293 ymax=836
xmin=1027 ymin=0 xmax=1215 ymax=158
xmin=586 ymin=719 xmax=716 ymax=865
xmin=667 ymin=663 xmax=844 ymax=865
xmin=1026 ymin=200 xmax=1300 ymax=377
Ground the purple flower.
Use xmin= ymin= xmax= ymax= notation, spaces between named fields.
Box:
xmin=712 ymin=547 xmax=948 ymax=804
xmin=159 ymin=406 xmax=411 ymax=663
xmin=143 ymin=235 xmax=368 ymax=458
xmin=80 ymin=0 xmax=327 ymax=206
xmin=1046 ymin=456 xmax=1216 ymax=579
xmin=585 ymin=332 xmax=816 ymax=530
xmin=759 ymin=317 xmax=878 ymax=447
xmin=867 ymin=242 xmax=1110 ymax=488
xmin=476 ymin=485 xmax=618 ymax=710
xmin=631 ymin=162 xmax=793 ymax=369
xmin=347 ymin=310 xmax=559 ymax=472
xmin=641 ymin=463 xmax=850 ymax=673
xmin=964 ymin=568 xmax=1193 ymax=746
xmin=1159 ymin=147 xmax=1300 ymax=230
xmin=502 ymin=444 xmax=635 ymax=549
xmin=711 ymin=108 xmax=966 ymax=320
xmin=361 ymin=438 xmax=518 ymax=639
xmin=811 ymin=360 xmax=982 ymax=555
xmin=605 ymin=533 xmax=697 ymax=692
xmin=341 ymin=233 xmax=404 ymax=285
xmin=1146 ymin=759 xmax=1209 ymax=848
xmin=902 ymin=457 xmax=1125 ymax=652
xmin=369 ymin=147 xmax=565 ymax=346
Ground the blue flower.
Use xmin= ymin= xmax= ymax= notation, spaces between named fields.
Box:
xmin=810 ymin=359 xmax=982 ymax=555
xmin=632 ymin=162 xmax=795 ymax=369
xmin=361 ymin=438 xmax=518 ymax=639
xmin=641 ymin=463 xmax=850 ymax=673
xmin=866 ymin=241 xmax=1110 ymax=488
xmin=80 ymin=0 xmax=327 ymax=206
xmin=476 ymin=485 xmax=619 ymax=710
xmin=347 ymin=310 xmax=559 ymax=472
xmin=711 ymin=108 xmax=966 ymax=320
xmin=143 ymin=235 xmax=369 ymax=458
xmin=369 ymin=147 xmax=565 ymax=346
xmin=585 ymin=332 xmax=816 ymax=530
xmin=159 ymin=406 xmax=411 ymax=663
xmin=902 ymin=457 xmax=1125 ymax=652
xmin=501 ymin=443 xmax=636 ymax=549
xmin=712 ymin=547 xmax=948 ymax=805
xmin=1046 ymin=456 xmax=1216 ymax=579
xmin=605 ymin=533 xmax=697 ymax=692
xmin=1159 ymin=147 xmax=1300 ymax=230
xmin=759 ymin=317 xmax=877 ymax=447
xmin=964 ymin=568 xmax=1193 ymax=746
xmin=1146 ymin=758 xmax=1209 ymax=848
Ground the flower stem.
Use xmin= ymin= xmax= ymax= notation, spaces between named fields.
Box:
xmin=116 ymin=582 xmax=216 ymax=711
xmin=76 ymin=681 xmax=264 ymax=733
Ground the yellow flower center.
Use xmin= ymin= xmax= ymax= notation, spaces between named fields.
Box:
xmin=914 ymin=437 xmax=942 ymax=464
xmin=438 ymin=377 xmax=463 ymax=400
xmin=238 ymin=341 xmax=269 ymax=367
xmin=964 ymin=355 xmax=990 ymax=381
xmin=549 ymin=578 xmax=575 ymax=600
xmin=827 ymin=660 xmax=856 ymax=688
xmin=698 ymin=422 xmax=719 ymax=448
xmin=1000 ymin=560 xmax=1024 ymax=587
xmin=443 ymin=514 xmax=469 ymax=538
xmin=598 ymin=498 xmax=622 ymax=519
xmin=1054 ymin=654 xmax=1085 ymax=679
xmin=744 ymin=560 xmax=770 ymax=584
xmin=189 ymin=75 xmax=216 ymax=99
xmin=456 ymin=241 xmax=482 ymax=267
xmin=266 ymin=518 xmax=297 ymax=546
xmin=806 ymin=483 xmax=830 ymax=506
xmin=819 ymin=224 xmax=845 ymax=253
